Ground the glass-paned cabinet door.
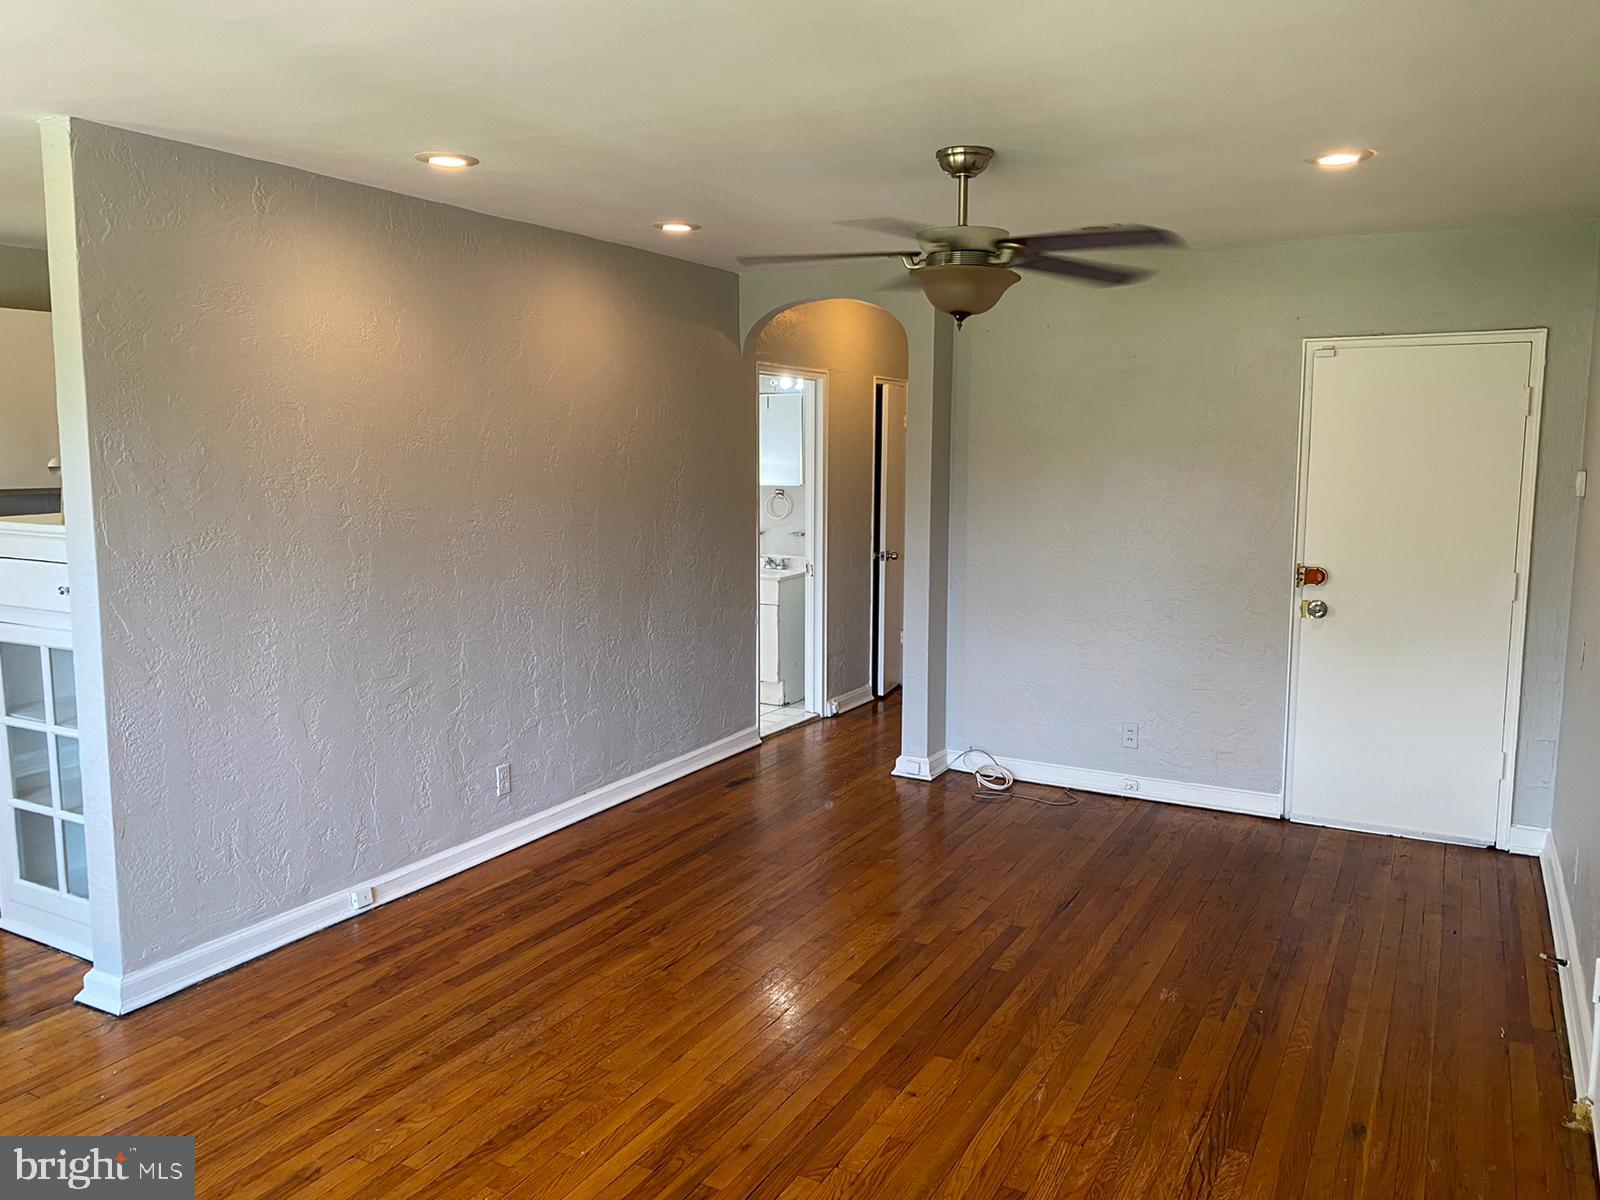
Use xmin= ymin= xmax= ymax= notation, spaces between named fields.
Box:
xmin=0 ymin=628 xmax=91 ymax=959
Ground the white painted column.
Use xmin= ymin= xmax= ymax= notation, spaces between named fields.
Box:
xmin=39 ymin=116 xmax=130 ymax=1007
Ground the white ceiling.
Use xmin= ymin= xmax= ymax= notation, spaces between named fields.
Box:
xmin=2 ymin=0 xmax=1598 ymax=268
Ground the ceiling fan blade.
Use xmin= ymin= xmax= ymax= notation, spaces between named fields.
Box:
xmin=875 ymin=272 xmax=922 ymax=291
xmin=1011 ymin=225 xmax=1182 ymax=252
xmin=736 ymin=249 xmax=911 ymax=267
xmin=1015 ymin=255 xmax=1151 ymax=286
xmin=836 ymin=217 xmax=932 ymax=241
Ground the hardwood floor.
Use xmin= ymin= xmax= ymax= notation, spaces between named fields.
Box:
xmin=2 ymin=695 xmax=1594 ymax=1198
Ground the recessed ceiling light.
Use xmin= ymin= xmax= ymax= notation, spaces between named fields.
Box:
xmin=415 ymin=152 xmax=479 ymax=170
xmin=1309 ymin=148 xmax=1375 ymax=169
xmin=655 ymin=221 xmax=700 ymax=234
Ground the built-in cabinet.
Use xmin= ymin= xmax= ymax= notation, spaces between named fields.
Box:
xmin=0 ymin=514 xmax=87 ymax=958
xmin=759 ymin=568 xmax=805 ymax=705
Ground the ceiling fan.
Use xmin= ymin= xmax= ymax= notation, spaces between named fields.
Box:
xmin=737 ymin=146 xmax=1182 ymax=327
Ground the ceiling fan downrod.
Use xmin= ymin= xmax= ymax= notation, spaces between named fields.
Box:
xmin=934 ymin=145 xmax=994 ymax=227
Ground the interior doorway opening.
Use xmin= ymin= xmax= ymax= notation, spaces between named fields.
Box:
xmin=758 ymin=368 xmax=825 ymax=736
xmin=872 ymin=377 xmax=908 ymax=698
xmin=745 ymin=299 xmax=911 ymax=746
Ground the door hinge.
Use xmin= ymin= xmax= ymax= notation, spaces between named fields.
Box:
xmin=1501 ymin=751 xmax=1511 ymax=780
xmin=1312 ymin=346 xmax=1337 ymax=358
xmin=1578 ymin=469 xmax=1589 ymax=499
xmin=1511 ymin=571 xmax=1521 ymax=602
xmin=1524 ymin=385 xmax=1534 ymax=417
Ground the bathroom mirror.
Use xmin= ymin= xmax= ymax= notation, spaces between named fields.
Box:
xmin=759 ymin=391 xmax=804 ymax=486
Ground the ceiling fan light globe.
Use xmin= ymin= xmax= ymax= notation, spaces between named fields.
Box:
xmin=911 ymin=264 xmax=1020 ymax=322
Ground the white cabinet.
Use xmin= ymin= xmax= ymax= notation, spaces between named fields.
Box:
xmin=0 ymin=515 xmax=87 ymax=958
xmin=758 ymin=570 xmax=805 ymax=705
xmin=759 ymin=392 xmax=804 ymax=487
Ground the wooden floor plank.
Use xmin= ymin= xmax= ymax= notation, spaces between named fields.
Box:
xmin=0 ymin=696 xmax=1593 ymax=1198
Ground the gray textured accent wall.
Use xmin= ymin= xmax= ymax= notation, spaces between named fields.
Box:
xmin=949 ymin=220 xmax=1600 ymax=823
xmin=0 ymin=241 xmax=49 ymax=310
xmin=1550 ymin=286 xmax=1600 ymax=1004
xmin=50 ymin=120 xmax=749 ymax=970
xmin=752 ymin=301 xmax=908 ymax=700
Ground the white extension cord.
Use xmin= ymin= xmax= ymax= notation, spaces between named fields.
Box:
xmin=953 ymin=748 xmax=1081 ymax=808
xmin=953 ymin=748 xmax=1017 ymax=794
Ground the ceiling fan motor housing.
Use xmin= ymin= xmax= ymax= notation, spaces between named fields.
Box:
xmin=917 ymin=225 xmax=1012 ymax=258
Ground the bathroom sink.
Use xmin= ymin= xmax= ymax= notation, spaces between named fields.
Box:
xmin=759 ymin=556 xmax=806 ymax=580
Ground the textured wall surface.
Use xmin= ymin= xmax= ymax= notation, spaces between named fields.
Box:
xmin=1551 ymin=294 xmax=1600 ymax=1006
xmin=752 ymin=301 xmax=908 ymax=700
xmin=56 ymin=121 xmax=749 ymax=970
xmin=0 ymin=242 xmax=49 ymax=310
xmin=950 ymin=220 xmax=1600 ymax=819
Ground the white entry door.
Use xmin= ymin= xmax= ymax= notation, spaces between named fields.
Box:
xmin=1287 ymin=331 xmax=1543 ymax=846
xmin=875 ymin=379 xmax=907 ymax=695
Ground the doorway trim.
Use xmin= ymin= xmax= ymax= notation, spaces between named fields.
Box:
xmin=1281 ymin=329 xmax=1547 ymax=850
xmin=757 ymin=362 xmax=828 ymax=726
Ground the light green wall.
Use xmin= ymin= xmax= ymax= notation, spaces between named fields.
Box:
xmin=1550 ymin=280 xmax=1600 ymax=1018
xmin=949 ymin=219 xmax=1600 ymax=825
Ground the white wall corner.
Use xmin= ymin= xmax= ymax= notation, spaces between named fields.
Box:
xmin=75 ymin=725 xmax=760 ymax=1016
xmin=1539 ymin=835 xmax=1595 ymax=1136
xmin=891 ymin=748 xmax=950 ymax=781
xmin=828 ymin=685 xmax=876 ymax=717
xmin=1505 ymin=824 xmax=1550 ymax=856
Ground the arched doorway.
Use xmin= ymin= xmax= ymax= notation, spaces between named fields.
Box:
xmin=740 ymin=268 xmax=955 ymax=782
xmin=745 ymin=300 xmax=909 ymax=739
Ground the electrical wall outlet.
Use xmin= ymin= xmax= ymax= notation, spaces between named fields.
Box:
xmin=1119 ymin=778 xmax=1140 ymax=792
xmin=495 ymin=763 xmax=512 ymax=798
xmin=1120 ymin=722 xmax=1139 ymax=749
xmin=349 ymin=886 xmax=374 ymax=911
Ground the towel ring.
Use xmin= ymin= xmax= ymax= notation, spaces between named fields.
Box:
xmin=765 ymin=489 xmax=794 ymax=520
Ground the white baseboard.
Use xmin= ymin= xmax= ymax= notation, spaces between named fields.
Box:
xmin=1540 ymin=836 xmax=1595 ymax=1122
xmin=828 ymin=685 xmax=876 ymax=716
xmin=944 ymin=751 xmax=1283 ymax=819
xmin=75 ymin=725 xmax=761 ymax=1016
xmin=1506 ymin=824 xmax=1550 ymax=856
xmin=891 ymin=748 xmax=950 ymax=781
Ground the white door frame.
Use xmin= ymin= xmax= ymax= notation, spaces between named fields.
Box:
xmin=758 ymin=363 xmax=828 ymax=721
xmin=871 ymin=375 xmax=908 ymax=696
xmin=1281 ymin=329 xmax=1547 ymax=849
